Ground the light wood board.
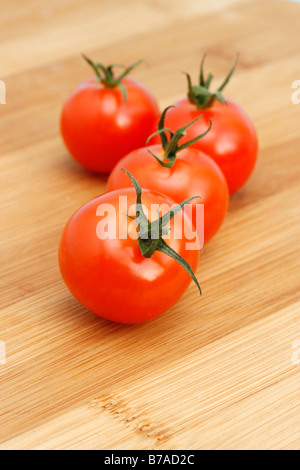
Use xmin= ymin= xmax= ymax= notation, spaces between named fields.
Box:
xmin=0 ymin=0 xmax=299 ymax=450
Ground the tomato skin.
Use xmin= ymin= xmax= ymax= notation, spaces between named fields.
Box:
xmin=59 ymin=188 xmax=199 ymax=324
xmin=107 ymin=145 xmax=229 ymax=245
xmin=60 ymin=77 xmax=159 ymax=174
xmin=164 ymin=98 xmax=258 ymax=194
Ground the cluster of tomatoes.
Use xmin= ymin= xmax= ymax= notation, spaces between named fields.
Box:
xmin=59 ymin=54 xmax=258 ymax=324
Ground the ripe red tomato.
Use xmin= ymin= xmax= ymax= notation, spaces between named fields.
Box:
xmin=107 ymin=109 xmax=229 ymax=245
xmin=60 ymin=56 xmax=159 ymax=174
xmin=59 ymin=172 xmax=200 ymax=323
xmin=164 ymin=55 xmax=258 ymax=194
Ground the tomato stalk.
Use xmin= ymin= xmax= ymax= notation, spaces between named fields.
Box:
xmin=146 ymin=106 xmax=212 ymax=168
xmin=82 ymin=54 xmax=142 ymax=102
xmin=185 ymin=53 xmax=239 ymax=109
xmin=122 ymin=169 xmax=202 ymax=294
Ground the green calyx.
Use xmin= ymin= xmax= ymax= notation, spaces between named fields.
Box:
xmin=82 ymin=54 xmax=142 ymax=102
xmin=185 ymin=53 xmax=239 ymax=109
xmin=146 ymin=106 xmax=212 ymax=168
xmin=122 ymin=169 xmax=201 ymax=295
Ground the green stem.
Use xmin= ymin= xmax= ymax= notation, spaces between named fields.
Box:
xmin=82 ymin=54 xmax=142 ymax=102
xmin=122 ymin=169 xmax=201 ymax=295
xmin=146 ymin=107 xmax=212 ymax=168
xmin=184 ymin=53 xmax=239 ymax=109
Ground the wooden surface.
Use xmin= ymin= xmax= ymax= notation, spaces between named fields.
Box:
xmin=0 ymin=0 xmax=300 ymax=450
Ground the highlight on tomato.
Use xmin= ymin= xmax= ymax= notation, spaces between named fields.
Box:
xmin=60 ymin=55 xmax=160 ymax=174
xmin=59 ymin=170 xmax=201 ymax=324
xmin=163 ymin=54 xmax=258 ymax=194
xmin=107 ymin=107 xmax=229 ymax=245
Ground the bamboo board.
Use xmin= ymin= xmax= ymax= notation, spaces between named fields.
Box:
xmin=0 ymin=0 xmax=299 ymax=450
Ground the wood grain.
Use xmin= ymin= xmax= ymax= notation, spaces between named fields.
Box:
xmin=0 ymin=0 xmax=299 ymax=450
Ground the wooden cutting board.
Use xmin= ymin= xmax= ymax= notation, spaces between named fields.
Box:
xmin=0 ymin=0 xmax=299 ymax=450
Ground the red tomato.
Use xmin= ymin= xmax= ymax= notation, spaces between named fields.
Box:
xmin=60 ymin=56 xmax=159 ymax=174
xmin=107 ymin=109 xmax=229 ymax=245
xmin=59 ymin=177 xmax=200 ymax=324
xmin=164 ymin=100 xmax=257 ymax=194
xmin=164 ymin=55 xmax=258 ymax=194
